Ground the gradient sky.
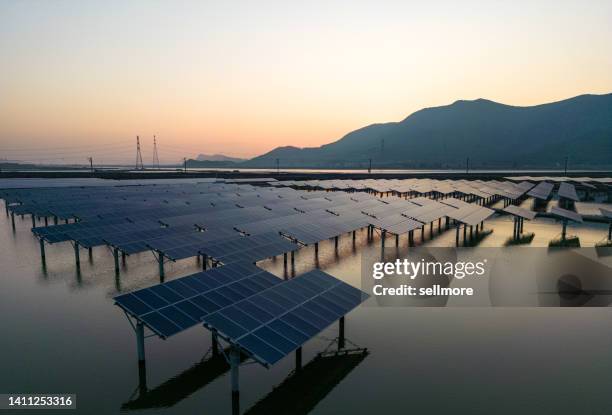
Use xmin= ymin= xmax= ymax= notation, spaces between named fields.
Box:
xmin=1 ymin=0 xmax=611 ymax=164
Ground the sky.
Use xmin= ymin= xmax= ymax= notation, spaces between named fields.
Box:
xmin=0 ymin=0 xmax=611 ymax=165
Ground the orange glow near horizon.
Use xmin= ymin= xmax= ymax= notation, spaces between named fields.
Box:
xmin=1 ymin=1 xmax=611 ymax=164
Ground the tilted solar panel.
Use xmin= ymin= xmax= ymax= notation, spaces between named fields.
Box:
xmin=114 ymin=262 xmax=281 ymax=338
xmin=202 ymin=268 xmax=369 ymax=366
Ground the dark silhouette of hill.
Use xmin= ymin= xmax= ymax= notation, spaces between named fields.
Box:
xmin=244 ymin=93 xmax=612 ymax=169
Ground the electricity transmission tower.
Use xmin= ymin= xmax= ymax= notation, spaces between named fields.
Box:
xmin=135 ymin=136 xmax=144 ymax=170
xmin=153 ymin=135 xmax=160 ymax=169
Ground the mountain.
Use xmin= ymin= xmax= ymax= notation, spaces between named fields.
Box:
xmin=246 ymin=93 xmax=612 ymax=169
xmin=196 ymin=153 xmax=245 ymax=163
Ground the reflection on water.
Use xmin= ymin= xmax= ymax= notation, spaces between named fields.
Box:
xmin=2 ymin=199 xmax=612 ymax=414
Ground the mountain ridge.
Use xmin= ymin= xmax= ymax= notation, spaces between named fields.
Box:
xmin=244 ymin=93 xmax=612 ymax=169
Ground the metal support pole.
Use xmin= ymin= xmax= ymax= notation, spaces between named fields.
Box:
xmin=334 ymin=236 xmax=339 ymax=250
xmin=608 ymin=223 xmax=611 ymax=241
xmin=31 ymin=214 xmax=36 ymax=228
xmin=88 ymin=247 xmax=93 ymax=259
xmin=11 ymin=212 xmax=15 ymax=230
xmin=295 ymin=347 xmax=302 ymax=372
xmin=395 ymin=234 xmax=399 ymax=247
xmin=352 ymin=230 xmax=356 ymax=243
xmin=158 ymin=253 xmax=165 ymax=278
xmin=520 ymin=217 xmax=524 ymax=234
xmin=283 ymin=252 xmax=287 ymax=269
xmin=290 ymin=250 xmax=295 ymax=267
xmin=212 ymin=332 xmax=219 ymax=356
xmin=561 ymin=221 xmax=567 ymax=241
xmin=39 ymin=239 xmax=46 ymax=262
xmin=470 ymin=225 xmax=473 ymax=240
xmin=202 ymin=254 xmax=208 ymax=270
xmin=381 ymin=230 xmax=386 ymax=249
xmin=74 ymin=242 xmax=80 ymax=267
xmin=445 ymin=216 xmax=449 ymax=229
xmin=113 ymin=248 xmax=120 ymax=274
xmin=421 ymin=225 xmax=425 ymax=242
xmin=338 ymin=317 xmax=345 ymax=349
xmin=44 ymin=216 xmax=48 ymax=226
xmin=430 ymin=222 xmax=433 ymax=238
xmin=455 ymin=224 xmax=460 ymax=247
xmin=230 ymin=346 xmax=240 ymax=415
xmin=314 ymin=243 xmax=318 ymax=256
xmin=138 ymin=360 xmax=147 ymax=396
xmin=136 ymin=321 xmax=145 ymax=362
xmin=463 ymin=225 xmax=467 ymax=246
xmin=54 ymin=216 xmax=58 ymax=225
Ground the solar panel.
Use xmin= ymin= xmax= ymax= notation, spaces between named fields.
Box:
xmin=527 ymin=182 xmax=554 ymax=200
xmin=202 ymin=268 xmax=369 ymax=366
xmin=460 ymin=207 xmax=495 ymax=226
xmin=503 ymin=205 xmax=536 ymax=220
xmin=550 ymin=206 xmax=583 ymax=223
xmin=114 ymin=262 xmax=281 ymax=338
xmin=558 ymin=182 xmax=579 ymax=202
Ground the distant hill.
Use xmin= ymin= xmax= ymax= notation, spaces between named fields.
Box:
xmin=196 ymin=153 xmax=245 ymax=163
xmin=245 ymin=93 xmax=612 ymax=169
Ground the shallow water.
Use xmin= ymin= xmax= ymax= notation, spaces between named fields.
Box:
xmin=1 ymin=199 xmax=612 ymax=414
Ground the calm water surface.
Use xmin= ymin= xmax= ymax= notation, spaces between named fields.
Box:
xmin=1 ymin=200 xmax=612 ymax=414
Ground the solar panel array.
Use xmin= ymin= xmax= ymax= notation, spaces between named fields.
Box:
xmin=270 ymin=178 xmax=535 ymax=200
xmin=3 ymin=178 xmax=507 ymax=266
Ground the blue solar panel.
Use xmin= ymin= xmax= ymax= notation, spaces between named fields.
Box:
xmin=201 ymin=269 xmax=369 ymax=366
xmin=114 ymin=262 xmax=282 ymax=338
